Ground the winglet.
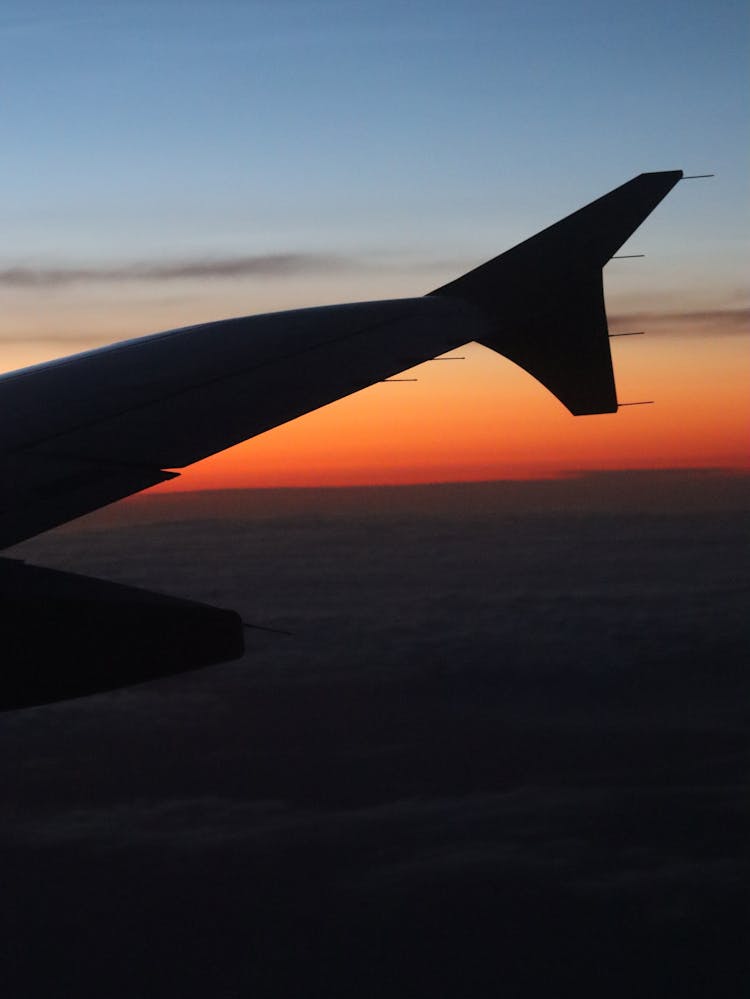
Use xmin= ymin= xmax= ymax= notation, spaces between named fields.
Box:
xmin=430 ymin=171 xmax=683 ymax=415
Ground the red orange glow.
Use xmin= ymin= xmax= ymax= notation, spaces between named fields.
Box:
xmin=0 ymin=316 xmax=745 ymax=493
xmin=148 ymin=333 xmax=749 ymax=492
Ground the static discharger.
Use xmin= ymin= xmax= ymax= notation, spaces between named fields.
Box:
xmin=609 ymin=331 xmax=645 ymax=337
xmin=399 ymin=356 xmax=466 ymax=367
xmin=242 ymin=620 xmax=293 ymax=636
xmin=382 ymin=377 xmax=418 ymax=382
xmin=611 ymin=254 xmax=645 ymax=259
xmin=618 ymin=400 xmax=654 ymax=407
xmin=682 ymin=174 xmax=715 ymax=179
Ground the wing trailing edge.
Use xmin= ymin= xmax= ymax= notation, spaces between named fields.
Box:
xmin=430 ymin=171 xmax=683 ymax=415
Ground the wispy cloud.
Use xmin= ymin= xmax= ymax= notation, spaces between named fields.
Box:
xmin=0 ymin=334 xmax=112 ymax=347
xmin=609 ymin=307 xmax=749 ymax=336
xmin=0 ymin=253 xmax=351 ymax=288
xmin=2 ymin=256 xmax=747 ymax=342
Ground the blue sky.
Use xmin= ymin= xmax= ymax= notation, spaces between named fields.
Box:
xmin=0 ymin=0 xmax=746 ymax=350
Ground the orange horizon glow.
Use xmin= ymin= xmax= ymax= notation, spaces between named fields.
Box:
xmin=146 ymin=334 xmax=748 ymax=492
xmin=1 ymin=319 xmax=746 ymax=493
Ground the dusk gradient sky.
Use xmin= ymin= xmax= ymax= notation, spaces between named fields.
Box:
xmin=1 ymin=0 xmax=747 ymax=489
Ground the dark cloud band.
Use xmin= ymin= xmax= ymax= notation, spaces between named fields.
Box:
xmin=609 ymin=307 xmax=748 ymax=335
xmin=0 ymin=253 xmax=349 ymax=287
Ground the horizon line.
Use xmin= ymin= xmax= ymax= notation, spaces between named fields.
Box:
xmin=139 ymin=466 xmax=750 ymax=499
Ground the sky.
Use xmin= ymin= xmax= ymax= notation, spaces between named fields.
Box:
xmin=0 ymin=0 xmax=747 ymax=489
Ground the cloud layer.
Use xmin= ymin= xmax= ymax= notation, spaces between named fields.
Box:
xmin=609 ymin=306 xmax=749 ymax=335
xmin=1 ymin=251 xmax=745 ymax=345
xmin=2 ymin=487 xmax=747 ymax=996
xmin=0 ymin=253 xmax=350 ymax=287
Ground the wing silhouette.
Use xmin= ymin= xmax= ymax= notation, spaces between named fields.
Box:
xmin=0 ymin=171 xmax=682 ymax=707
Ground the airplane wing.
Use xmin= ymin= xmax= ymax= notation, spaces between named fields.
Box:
xmin=0 ymin=170 xmax=683 ymax=707
xmin=0 ymin=295 xmax=484 ymax=549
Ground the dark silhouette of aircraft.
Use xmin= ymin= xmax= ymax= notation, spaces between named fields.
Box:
xmin=0 ymin=171 xmax=683 ymax=708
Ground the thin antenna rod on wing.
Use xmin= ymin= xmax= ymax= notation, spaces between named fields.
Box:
xmin=382 ymin=378 xmax=418 ymax=382
xmin=618 ymin=401 xmax=654 ymax=407
xmin=609 ymin=331 xmax=645 ymax=337
xmin=682 ymin=174 xmax=714 ymax=179
xmin=242 ymin=621 xmax=294 ymax=636
xmin=399 ymin=356 xmax=466 ymax=367
xmin=611 ymin=254 xmax=645 ymax=259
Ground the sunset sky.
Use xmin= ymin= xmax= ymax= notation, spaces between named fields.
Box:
xmin=1 ymin=0 xmax=747 ymax=490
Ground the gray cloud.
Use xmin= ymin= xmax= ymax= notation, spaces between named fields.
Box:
xmin=609 ymin=306 xmax=749 ymax=336
xmin=0 ymin=253 xmax=350 ymax=288
xmin=0 ymin=334 xmax=112 ymax=347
